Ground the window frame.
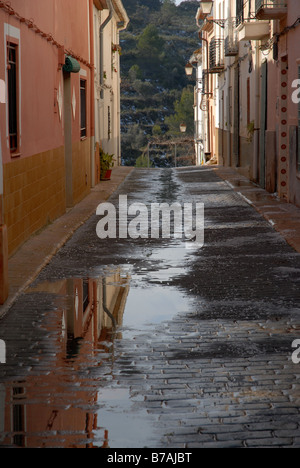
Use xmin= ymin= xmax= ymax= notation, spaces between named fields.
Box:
xmin=7 ymin=41 xmax=19 ymax=155
xmin=80 ymin=78 xmax=87 ymax=140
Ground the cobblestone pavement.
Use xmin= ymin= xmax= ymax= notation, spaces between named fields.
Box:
xmin=0 ymin=167 xmax=299 ymax=448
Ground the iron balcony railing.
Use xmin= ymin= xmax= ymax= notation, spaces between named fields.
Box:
xmin=255 ymin=0 xmax=287 ymax=19
xmin=225 ymin=18 xmax=238 ymax=57
xmin=209 ymin=38 xmax=224 ymax=73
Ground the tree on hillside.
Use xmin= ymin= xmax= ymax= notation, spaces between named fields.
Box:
xmin=123 ymin=0 xmax=161 ymax=15
xmin=141 ymin=0 xmax=161 ymax=10
xmin=128 ymin=64 xmax=143 ymax=81
xmin=120 ymin=0 xmax=200 ymax=165
xmin=137 ymin=24 xmax=165 ymax=59
xmin=165 ymin=86 xmax=194 ymax=136
xmin=160 ymin=0 xmax=177 ymax=21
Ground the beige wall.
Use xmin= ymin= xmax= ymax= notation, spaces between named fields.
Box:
xmin=94 ymin=7 xmax=123 ymax=165
xmin=3 ymin=147 xmax=66 ymax=256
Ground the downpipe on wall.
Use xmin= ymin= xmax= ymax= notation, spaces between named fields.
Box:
xmin=100 ymin=0 xmax=114 ymax=100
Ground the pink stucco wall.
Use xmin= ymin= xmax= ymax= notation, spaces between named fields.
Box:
xmin=0 ymin=0 xmax=91 ymax=164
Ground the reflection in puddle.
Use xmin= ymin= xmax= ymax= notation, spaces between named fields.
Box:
xmin=0 ymin=253 xmax=191 ymax=447
xmin=123 ymin=285 xmax=188 ymax=329
xmin=29 ymin=269 xmax=131 ymax=358
xmin=97 ymin=387 xmax=155 ymax=448
xmin=0 ymin=269 xmax=131 ymax=447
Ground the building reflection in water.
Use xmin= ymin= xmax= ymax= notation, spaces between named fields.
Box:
xmin=0 ymin=269 xmax=130 ymax=448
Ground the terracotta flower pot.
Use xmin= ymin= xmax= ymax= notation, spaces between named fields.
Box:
xmin=101 ymin=169 xmax=112 ymax=181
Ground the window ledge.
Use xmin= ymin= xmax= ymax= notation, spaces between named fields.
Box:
xmin=10 ymin=152 xmax=21 ymax=159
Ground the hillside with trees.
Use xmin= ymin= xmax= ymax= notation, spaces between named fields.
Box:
xmin=120 ymin=0 xmax=199 ymax=167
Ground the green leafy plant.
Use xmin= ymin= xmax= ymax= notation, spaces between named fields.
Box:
xmin=100 ymin=148 xmax=115 ymax=173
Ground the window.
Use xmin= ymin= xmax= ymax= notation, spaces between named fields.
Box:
xmin=298 ymin=66 xmax=300 ymax=172
xmin=7 ymin=42 xmax=18 ymax=153
xmin=80 ymin=79 xmax=87 ymax=138
xmin=236 ymin=0 xmax=244 ymax=26
xmin=248 ymin=0 xmax=252 ymax=17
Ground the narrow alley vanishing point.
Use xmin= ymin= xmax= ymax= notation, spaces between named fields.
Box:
xmin=0 ymin=167 xmax=299 ymax=448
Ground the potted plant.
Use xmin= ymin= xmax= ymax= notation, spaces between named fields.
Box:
xmin=112 ymin=44 xmax=122 ymax=55
xmin=100 ymin=148 xmax=115 ymax=181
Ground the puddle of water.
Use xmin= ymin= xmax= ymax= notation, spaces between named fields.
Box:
xmin=122 ymin=283 xmax=188 ymax=329
xmin=96 ymin=387 xmax=155 ymax=448
xmin=151 ymin=246 xmax=189 ymax=263
xmin=117 ymin=245 xmax=194 ymax=331
xmin=142 ymin=245 xmax=197 ymax=282
xmin=0 ymin=245 xmax=194 ymax=448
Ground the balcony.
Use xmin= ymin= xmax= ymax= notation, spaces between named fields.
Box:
xmin=209 ymin=38 xmax=224 ymax=73
xmin=225 ymin=18 xmax=238 ymax=56
xmin=255 ymin=0 xmax=287 ymax=20
xmin=237 ymin=20 xmax=270 ymax=41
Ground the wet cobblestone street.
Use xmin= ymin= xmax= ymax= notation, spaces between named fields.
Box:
xmin=0 ymin=167 xmax=300 ymax=448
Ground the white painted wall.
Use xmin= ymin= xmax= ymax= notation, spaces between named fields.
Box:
xmin=93 ymin=4 xmax=126 ymax=165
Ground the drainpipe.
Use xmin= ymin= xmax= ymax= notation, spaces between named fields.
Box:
xmin=100 ymin=0 xmax=114 ymax=100
xmin=116 ymin=21 xmax=124 ymax=166
xmin=115 ymin=20 xmax=127 ymax=165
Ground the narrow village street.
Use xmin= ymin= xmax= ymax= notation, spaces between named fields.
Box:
xmin=0 ymin=166 xmax=299 ymax=448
